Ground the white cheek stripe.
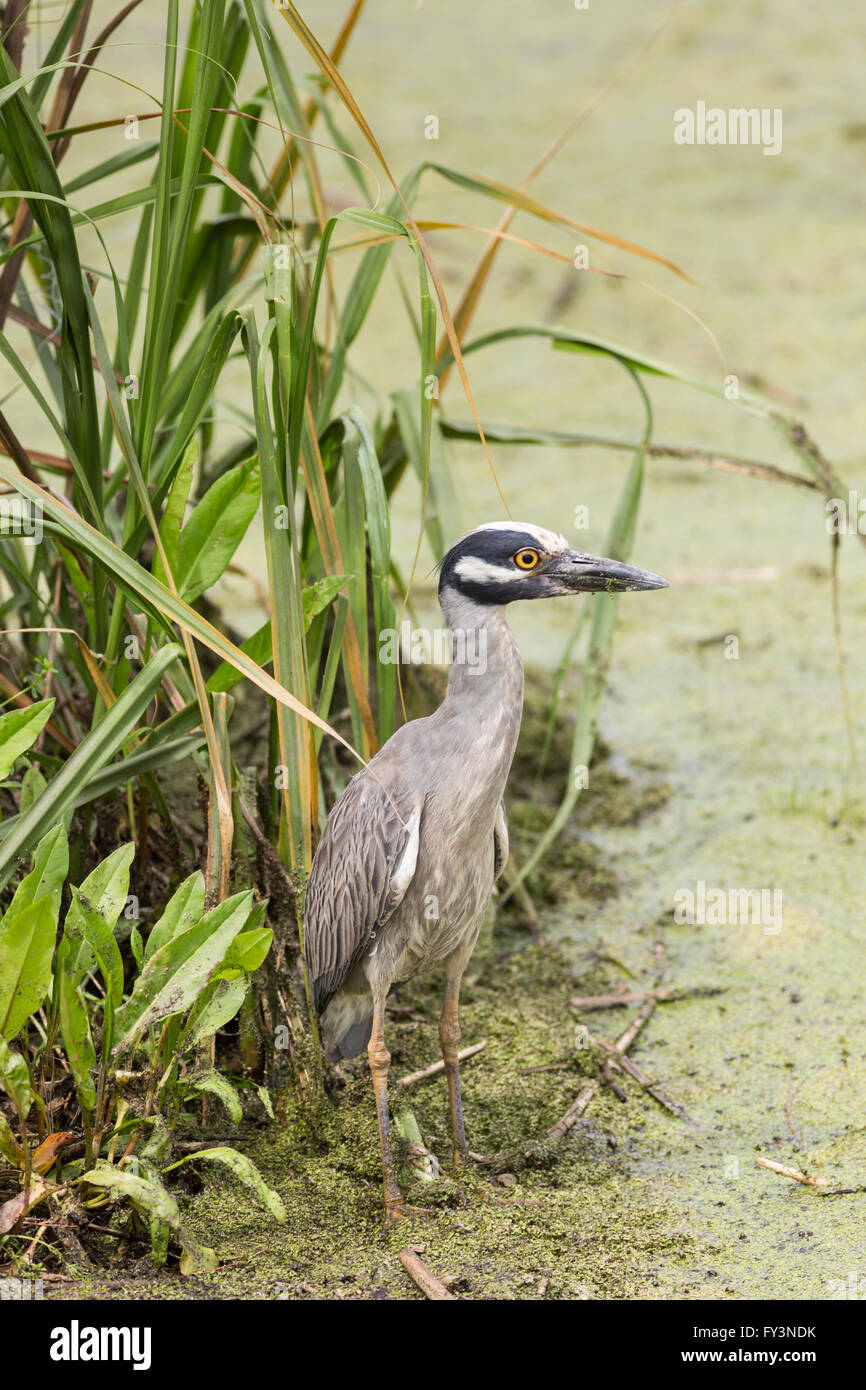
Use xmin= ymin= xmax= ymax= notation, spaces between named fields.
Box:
xmin=454 ymin=556 xmax=527 ymax=584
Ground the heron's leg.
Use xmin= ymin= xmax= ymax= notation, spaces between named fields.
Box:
xmin=440 ymin=953 xmax=470 ymax=1173
xmin=368 ymin=991 xmax=403 ymax=1224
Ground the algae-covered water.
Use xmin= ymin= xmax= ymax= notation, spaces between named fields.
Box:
xmin=36 ymin=0 xmax=866 ymax=1297
xmin=305 ymin=0 xmax=866 ymax=1299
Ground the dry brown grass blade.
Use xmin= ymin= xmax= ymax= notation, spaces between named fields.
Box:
xmin=0 ymin=669 xmax=75 ymax=753
xmin=204 ymin=692 xmax=233 ymax=908
xmin=272 ymin=0 xmax=511 ymax=516
xmin=231 ymin=0 xmax=369 ymax=286
xmin=434 ymin=5 xmax=680 ymax=386
xmin=301 ymin=396 xmax=378 ymax=753
xmin=0 ymin=0 xmax=147 ymax=327
xmin=264 ymin=0 xmax=368 ymax=202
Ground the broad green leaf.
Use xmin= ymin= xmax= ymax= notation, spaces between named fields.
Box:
xmin=179 ymin=1242 xmax=219 ymax=1276
xmin=214 ymin=926 xmax=272 ymax=980
xmin=79 ymin=1162 xmax=217 ymax=1273
xmin=177 ymin=456 xmax=261 ymax=602
xmin=302 ymin=574 xmax=349 ymax=632
xmin=58 ymin=971 xmax=97 ymax=1111
xmin=0 ymin=896 xmax=57 ymax=1039
xmin=256 ymin=1085 xmax=274 ymax=1120
xmin=129 ymin=922 xmax=144 ymax=970
xmin=144 ymin=871 xmax=205 ymax=962
xmin=0 ymin=1036 xmax=31 ymax=1116
xmin=153 ymin=437 xmax=197 ymax=588
xmin=113 ymin=890 xmax=253 ymax=1054
xmin=181 ymin=976 xmax=247 ymax=1047
xmin=192 ymin=1070 xmax=242 ymax=1124
xmin=19 ymin=765 xmax=47 ymax=813
xmin=165 ymin=1146 xmax=286 ymax=1223
xmin=70 ymin=887 xmax=125 ymax=1009
xmin=76 ymin=842 xmax=135 ymax=929
xmin=60 ymin=843 xmax=134 ymax=988
xmin=0 ymin=701 xmax=54 ymax=780
xmin=150 ymin=1215 xmax=171 ymax=1268
xmin=4 ymin=822 xmax=67 ymax=923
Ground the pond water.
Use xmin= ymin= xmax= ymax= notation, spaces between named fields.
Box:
xmin=307 ymin=0 xmax=866 ymax=1298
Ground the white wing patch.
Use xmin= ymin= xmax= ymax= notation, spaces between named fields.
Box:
xmin=389 ymin=806 xmax=421 ymax=900
xmin=493 ymin=799 xmax=509 ymax=879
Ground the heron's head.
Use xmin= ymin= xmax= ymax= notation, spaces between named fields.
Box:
xmin=437 ymin=521 xmax=669 ymax=608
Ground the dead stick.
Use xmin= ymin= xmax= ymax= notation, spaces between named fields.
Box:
xmin=594 ymin=1035 xmax=700 ymax=1128
xmin=754 ymin=1156 xmax=866 ymax=1193
xmin=546 ymin=1080 xmax=600 ymax=1142
xmin=755 ymin=1157 xmax=830 ymax=1188
xmin=570 ymin=985 xmax=725 ymax=1011
xmin=571 ymin=990 xmax=658 ymax=1010
xmin=397 ymin=1041 xmax=486 ymax=1087
xmin=399 ymin=1249 xmax=456 ymax=1301
xmin=614 ymin=995 xmax=658 ymax=1054
xmin=548 ymin=928 xmax=666 ymax=1140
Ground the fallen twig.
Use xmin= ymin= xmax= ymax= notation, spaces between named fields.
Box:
xmin=600 ymin=1057 xmax=628 ymax=1102
xmin=594 ymin=1035 xmax=700 ymax=1128
xmin=570 ymin=990 xmax=657 ymax=1010
xmin=754 ymin=1156 xmax=866 ymax=1195
xmin=613 ymin=994 xmax=659 ymax=1054
xmin=570 ymin=985 xmax=725 ymax=1011
xmin=546 ymin=1080 xmax=600 ymax=1142
xmin=755 ymin=1157 xmax=829 ymax=1187
xmin=397 ymin=1041 xmax=486 ymax=1088
xmin=548 ymin=925 xmax=667 ymax=1140
xmin=399 ymin=1248 xmax=456 ymax=1301
xmin=518 ymin=1061 xmax=572 ymax=1074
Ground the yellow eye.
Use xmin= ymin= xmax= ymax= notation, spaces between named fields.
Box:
xmin=513 ymin=548 xmax=540 ymax=571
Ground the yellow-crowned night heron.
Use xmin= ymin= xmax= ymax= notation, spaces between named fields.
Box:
xmin=305 ymin=521 xmax=668 ymax=1222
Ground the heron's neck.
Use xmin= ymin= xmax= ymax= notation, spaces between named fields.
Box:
xmin=438 ymin=587 xmax=523 ymax=706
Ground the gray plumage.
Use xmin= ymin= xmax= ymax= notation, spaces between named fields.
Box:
xmin=304 ymin=521 xmax=668 ymax=1066
xmin=306 ymin=590 xmax=519 ymax=1060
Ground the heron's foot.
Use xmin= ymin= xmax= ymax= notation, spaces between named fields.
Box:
xmin=449 ymin=1150 xmax=469 ymax=1203
xmin=383 ymin=1198 xmax=434 ymax=1228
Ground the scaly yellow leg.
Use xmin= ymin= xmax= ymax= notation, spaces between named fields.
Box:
xmin=368 ymin=992 xmax=405 ymax=1224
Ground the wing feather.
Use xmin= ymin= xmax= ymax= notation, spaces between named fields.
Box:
xmin=304 ymin=770 xmax=422 ymax=1014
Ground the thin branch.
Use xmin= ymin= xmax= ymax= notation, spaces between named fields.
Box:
xmin=397 ymin=1041 xmax=486 ymax=1088
xmin=398 ymin=1248 xmax=456 ymax=1301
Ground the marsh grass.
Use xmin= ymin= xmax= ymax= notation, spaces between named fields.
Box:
xmin=0 ymin=0 xmax=860 ymax=1278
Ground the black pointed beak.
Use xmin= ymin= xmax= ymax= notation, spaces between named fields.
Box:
xmin=550 ymin=551 xmax=670 ymax=593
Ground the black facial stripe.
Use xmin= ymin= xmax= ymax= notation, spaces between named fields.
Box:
xmin=437 ymin=528 xmax=553 ymax=602
xmin=441 ymin=576 xmax=545 ymax=606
